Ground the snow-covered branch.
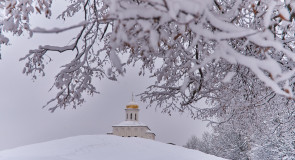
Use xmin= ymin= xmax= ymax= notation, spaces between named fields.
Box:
xmin=1 ymin=0 xmax=295 ymax=114
xmin=32 ymin=21 xmax=88 ymax=34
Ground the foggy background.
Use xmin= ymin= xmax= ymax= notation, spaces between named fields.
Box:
xmin=0 ymin=1 xmax=210 ymax=151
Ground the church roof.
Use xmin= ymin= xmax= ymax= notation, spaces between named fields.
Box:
xmin=113 ymin=121 xmax=148 ymax=127
xmin=146 ymin=129 xmax=156 ymax=135
xmin=126 ymin=101 xmax=139 ymax=109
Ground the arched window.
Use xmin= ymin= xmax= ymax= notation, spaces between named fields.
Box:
xmin=135 ymin=114 xmax=137 ymax=120
xmin=126 ymin=113 xmax=128 ymax=120
xmin=130 ymin=113 xmax=132 ymax=120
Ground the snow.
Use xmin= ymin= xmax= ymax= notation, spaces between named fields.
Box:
xmin=113 ymin=120 xmax=148 ymax=127
xmin=291 ymin=2 xmax=295 ymax=11
xmin=264 ymin=1 xmax=276 ymax=27
xmin=150 ymin=30 xmax=159 ymax=51
xmin=146 ymin=130 xmax=154 ymax=133
xmin=166 ymin=0 xmax=208 ymax=20
xmin=279 ymin=7 xmax=290 ymax=21
xmin=0 ymin=135 xmax=226 ymax=160
xmin=110 ymin=49 xmax=123 ymax=72
xmin=32 ymin=21 xmax=87 ymax=34
xmin=222 ymin=72 xmax=236 ymax=83
xmin=127 ymin=101 xmax=138 ymax=106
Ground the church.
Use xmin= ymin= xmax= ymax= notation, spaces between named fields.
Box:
xmin=108 ymin=100 xmax=156 ymax=140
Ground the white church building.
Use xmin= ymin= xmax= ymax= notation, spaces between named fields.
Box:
xmin=108 ymin=101 xmax=156 ymax=140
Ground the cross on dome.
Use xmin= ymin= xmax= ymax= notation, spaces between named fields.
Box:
xmin=126 ymin=93 xmax=139 ymax=109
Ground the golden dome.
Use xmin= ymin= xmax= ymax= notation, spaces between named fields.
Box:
xmin=126 ymin=101 xmax=139 ymax=109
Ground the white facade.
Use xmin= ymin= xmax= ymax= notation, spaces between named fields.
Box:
xmin=125 ymin=107 xmax=139 ymax=121
xmin=108 ymin=101 xmax=155 ymax=140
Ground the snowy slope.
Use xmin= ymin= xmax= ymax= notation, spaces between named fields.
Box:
xmin=0 ymin=135 xmax=225 ymax=160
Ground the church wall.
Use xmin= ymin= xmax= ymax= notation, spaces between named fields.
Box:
xmin=112 ymin=126 xmax=154 ymax=139
xmin=146 ymin=133 xmax=155 ymax=140
xmin=125 ymin=109 xmax=139 ymax=121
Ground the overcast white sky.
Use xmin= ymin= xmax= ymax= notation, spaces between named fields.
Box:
xmin=0 ymin=1 xmax=210 ymax=151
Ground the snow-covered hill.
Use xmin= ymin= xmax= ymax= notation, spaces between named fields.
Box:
xmin=0 ymin=135 xmax=225 ymax=160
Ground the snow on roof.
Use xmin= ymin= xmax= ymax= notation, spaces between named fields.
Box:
xmin=146 ymin=130 xmax=152 ymax=133
xmin=146 ymin=129 xmax=155 ymax=135
xmin=127 ymin=101 xmax=138 ymax=106
xmin=0 ymin=135 xmax=226 ymax=160
xmin=113 ymin=121 xmax=148 ymax=127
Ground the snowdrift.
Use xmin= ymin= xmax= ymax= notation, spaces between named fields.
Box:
xmin=0 ymin=135 xmax=225 ymax=160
